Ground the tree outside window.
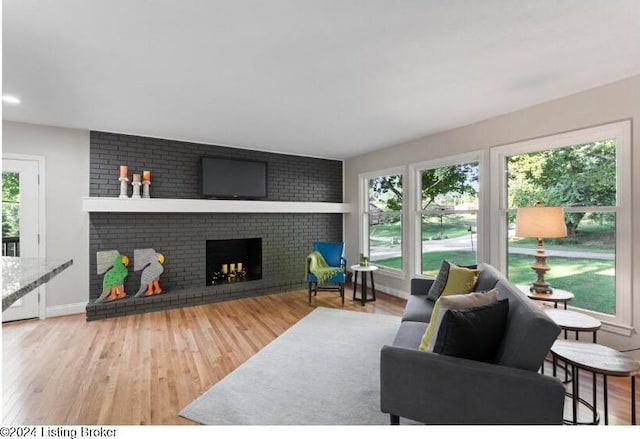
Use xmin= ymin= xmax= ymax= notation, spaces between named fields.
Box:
xmin=365 ymin=174 xmax=403 ymax=270
xmin=2 ymin=172 xmax=20 ymax=256
xmin=419 ymin=162 xmax=479 ymax=275
xmin=506 ymin=140 xmax=617 ymax=315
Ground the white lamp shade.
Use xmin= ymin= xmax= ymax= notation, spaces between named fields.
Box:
xmin=515 ymin=206 xmax=567 ymax=238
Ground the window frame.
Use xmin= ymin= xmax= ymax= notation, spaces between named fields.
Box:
xmin=359 ymin=166 xmax=406 ymax=277
xmin=409 ymin=151 xmax=484 ymax=278
xmin=490 ymin=120 xmax=632 ymax=333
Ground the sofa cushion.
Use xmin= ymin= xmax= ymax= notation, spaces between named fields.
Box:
xmin=493 ymin=280 xmax=561 ymax=372
xmin=474 ymin=262 xmax=506 ymax=292
xmin=418 ymin=289 xmax=498 ymax=351
xmin=391 ymin=321 xmax=429 ymax=349
xmin=401 ymin=295 xmax=436 ymax=323
xmin=432 ymin=299 xmax=509 ymax=362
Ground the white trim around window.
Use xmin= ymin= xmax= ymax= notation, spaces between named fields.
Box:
xmin=409 ymin=151 xmax=484 ymax=279
xmin=490 ymin=120 xmax=632 ymax=332
xmin=359 ymin=166 xmax=406 ymax=277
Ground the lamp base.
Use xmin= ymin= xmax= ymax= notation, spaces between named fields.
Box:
xmin=529 ymin=237 xmax=554 ymax=294
xmin=529 ymin=282 xmax=553 ymax=294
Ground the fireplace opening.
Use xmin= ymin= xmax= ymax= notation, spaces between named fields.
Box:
xmin=206 ymin=238 xmax=262 ymax=286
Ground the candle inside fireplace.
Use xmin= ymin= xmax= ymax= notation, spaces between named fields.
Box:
xmin=120 ymin=165 xmax=128 ymax=178
xmin=221 ymin=264 xmax=228 ymax=274
xmin=230 ymin=263 xmax=236 ymax=273
xmin=143 ymin=171 xmax=151 ymax=181
xmin=237 ymin=262 xmax=243 ymax=272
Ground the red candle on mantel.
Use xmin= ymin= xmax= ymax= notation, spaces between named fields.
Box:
xmin=143 ymin=170 xmax=151 ymax=181
xmin=119 ymin=165 xmax=128 ymax=178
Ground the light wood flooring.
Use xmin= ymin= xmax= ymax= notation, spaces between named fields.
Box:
xmin=2 ymin=289 xmax=638 ymax=425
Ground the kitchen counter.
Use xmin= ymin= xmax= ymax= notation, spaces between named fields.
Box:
xmin=2 ymin=257 xmax=73 ymax=311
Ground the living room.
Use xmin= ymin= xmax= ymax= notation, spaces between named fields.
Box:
xmin=2 ymin=0 xmax=640 ymax=433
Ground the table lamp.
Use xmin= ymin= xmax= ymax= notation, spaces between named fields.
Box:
xmin=515 ymin=204 xmax=567 ymax=293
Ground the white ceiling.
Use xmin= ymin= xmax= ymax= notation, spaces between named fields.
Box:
xmin=3 ymin=1 xmax=640 ymax=160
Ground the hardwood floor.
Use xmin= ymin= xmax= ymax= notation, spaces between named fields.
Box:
xmin=2 ymin=289 xmax=405 ymax=425
xmin=2 ymin=289 xmax=638 ymax=425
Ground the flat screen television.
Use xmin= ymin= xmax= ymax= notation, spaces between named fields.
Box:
xmin=200 ymin=156 xmax=268 ymax=200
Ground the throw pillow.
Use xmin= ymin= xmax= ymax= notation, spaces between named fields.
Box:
xmin=433 ymin=299 xmax=509 ymax=363
xmin=426 ymin=260 xmax=450 ymax=301
xmin=418 ymin=289 xmax=497 ymax=351
xmin=426 ymin=261 xmax=479 ymax=302
xmin=439 ymin=265 xmax=479 ymax=297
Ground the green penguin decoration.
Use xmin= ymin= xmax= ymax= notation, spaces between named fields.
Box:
xmin=96 ymin=250 xmax=129 ymax=303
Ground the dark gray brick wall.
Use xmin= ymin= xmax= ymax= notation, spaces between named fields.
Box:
xmin=87 ymin=132 xmax=344 ymax=320
xmin=90 ymin=131 xmax=343 ymax=202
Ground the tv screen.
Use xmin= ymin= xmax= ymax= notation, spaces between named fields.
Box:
xmin=200 ymin=156 xmax=267 ymax=200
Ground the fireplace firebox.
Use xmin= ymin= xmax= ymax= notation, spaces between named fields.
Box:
xmin=206 ymin=238 xmax=262 ymax=286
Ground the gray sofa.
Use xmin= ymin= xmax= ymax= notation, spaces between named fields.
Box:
xmin=380 ymin=262 xmax=566 ymax=425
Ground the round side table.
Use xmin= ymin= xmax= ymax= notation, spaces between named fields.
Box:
xmin=551 ymin=339 xmax=640 ymax=425
xmin=350 ymin=264 xmax=378 ymax=306
xmin=545 ymin=309 xmax=601 ymax=343
xmin=518 ymin=285 xmax=574 ymax=310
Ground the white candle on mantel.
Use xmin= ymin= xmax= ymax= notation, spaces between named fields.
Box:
xmin=133 ymin=173 xmax=141 ymax=182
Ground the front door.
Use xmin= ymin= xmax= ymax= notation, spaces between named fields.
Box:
xmin=2 ymin=157 xmax=41 ymax=321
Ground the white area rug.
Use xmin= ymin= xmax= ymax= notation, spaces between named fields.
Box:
xmin=179 ymin=307 xmax=401 ymax=425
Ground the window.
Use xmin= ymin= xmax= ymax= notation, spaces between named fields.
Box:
xmin=414 ymin=156 xmax=480 ymax=276
xmin=361 ymin=170 xmax=403 ymax=271
xmin=2 ymin=171 xmax=20 ymax=256
xmin=491 ymin=121 xmax=631 ymax=328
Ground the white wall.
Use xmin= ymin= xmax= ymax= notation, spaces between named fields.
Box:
xmin=344 ymin=74 xmax=640 ymax=357
xmin=2 ymin=121 xmax=90 ymax=316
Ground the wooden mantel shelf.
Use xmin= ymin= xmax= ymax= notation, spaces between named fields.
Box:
xmin=81 ymin=197 xmax=352 ymax=214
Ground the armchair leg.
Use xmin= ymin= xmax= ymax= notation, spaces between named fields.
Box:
xmin=340 ymin=283 xmax=344 ymax=307
xmin=308 ymin=283 xmax=312 ymax=305
xmin=390 ymin=414 xmax=400 ymax=425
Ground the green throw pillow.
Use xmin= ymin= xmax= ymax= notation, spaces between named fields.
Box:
xmin=426 ymin=261 xmax=479 ymax=302
xmin=418 ymin=288 xmax=496 ymax=351
xmin=439 ymin=265 xmax=479 ymax=297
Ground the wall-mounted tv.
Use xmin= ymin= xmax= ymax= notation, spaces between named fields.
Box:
xmin=200 ymin=156 xmax=268 ymax=200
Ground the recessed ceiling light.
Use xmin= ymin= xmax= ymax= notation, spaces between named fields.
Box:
xmin=2 ymin=95 xmax=21 ymax=104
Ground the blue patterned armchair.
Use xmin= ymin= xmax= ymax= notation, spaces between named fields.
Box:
xmin=306 ymin=242 xmax=347 ymax=306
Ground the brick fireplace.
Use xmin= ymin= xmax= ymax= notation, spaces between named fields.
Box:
xmin=206 ymin=238 xmax=262 ymax=285
xmin=86 ymin=131 xmax=343 ymax=321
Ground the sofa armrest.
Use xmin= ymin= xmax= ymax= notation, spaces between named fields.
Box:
xmin=380 ymin=345 xmax=565 ymax=425
xmin=410 ymin=278 xmax=434 ymax=296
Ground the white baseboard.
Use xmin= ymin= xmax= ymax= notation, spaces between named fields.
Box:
xmin=45 ymin=302 xmax=87 ymax=318
xmin=373 ymin=284 xmax=409 ymax=300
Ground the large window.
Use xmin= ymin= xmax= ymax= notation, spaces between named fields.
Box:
xmin=491 ymin=121 xmax=631 ymax=327
xmin=416 ymin=159 xmax=479 ymax=276
xmin=362 ymin=170 xmax=403 ymax=271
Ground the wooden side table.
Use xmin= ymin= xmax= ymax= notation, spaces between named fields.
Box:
xmin=518 ymin=285 xmax=574 ymax=310
xmin=551 ymin=339 xmax=640 ymax=425
xmin=350 ymin=264 xmax=378 ymax=306
xmin=545 ymin=309 xmax=601 ymax=343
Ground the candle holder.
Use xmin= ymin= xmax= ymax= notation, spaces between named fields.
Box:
xmin=131 ymin=180 xmax=142 ymax=199
xmin=142 ymin=180 xmax=151 ymax=198
xmin=118 ymin=176 xmax=129 ymax=198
